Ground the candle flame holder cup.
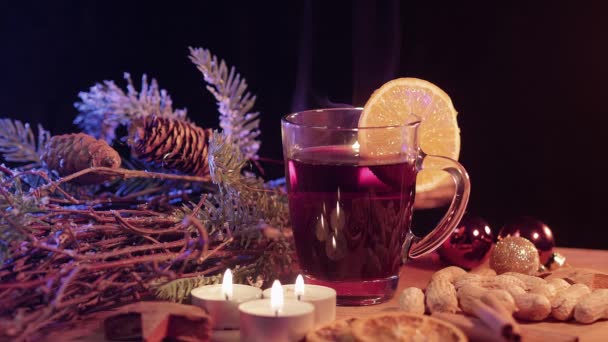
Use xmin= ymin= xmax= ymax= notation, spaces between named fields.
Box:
xmin=263 ymin=283 xmax=336 ymax=326
xmin=239 ymin=299 xmax=314 ymax=342
xmin=191 ymin=284 xmax=262 ymax=330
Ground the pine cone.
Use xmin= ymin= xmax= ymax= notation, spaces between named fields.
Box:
xmin=41 ymin=133 xmax=121 ymax=184
xmin=127 ymin=116 xmax=211 ymax=177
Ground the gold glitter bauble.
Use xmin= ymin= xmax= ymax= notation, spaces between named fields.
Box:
xmin=489 ymin=236 xmax=540 ymax=275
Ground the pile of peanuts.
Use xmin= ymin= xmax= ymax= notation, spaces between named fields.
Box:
xmin=399 ymin=266 xmax=608 ymax=323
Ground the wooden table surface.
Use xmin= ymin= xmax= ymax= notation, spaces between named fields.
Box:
xmin=336 ymin=247 xmax=608 ymax=341
xmin=45 ymin=247 xmax=608 ymax=341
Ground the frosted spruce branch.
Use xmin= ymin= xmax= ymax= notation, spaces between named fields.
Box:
xmin=74 ymin=73 xmax=187 ymax=143
xmin=189 ymin=47 xmax=261 ymax=160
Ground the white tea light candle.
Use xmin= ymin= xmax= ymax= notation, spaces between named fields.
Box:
xmin=191 ymin=269 xmax=262 ymax=330
xmin=263 ymin=274 xmax=336 ymax=325
xmin=239 ymin=280 xmax=314 ymax=342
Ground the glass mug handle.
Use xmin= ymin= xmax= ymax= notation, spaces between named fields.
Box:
xmin=402 ymin=152 xmax=471 ymax=261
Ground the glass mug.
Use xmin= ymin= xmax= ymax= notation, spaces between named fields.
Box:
xmin=281 ymin=108 xmax=470 ymax=305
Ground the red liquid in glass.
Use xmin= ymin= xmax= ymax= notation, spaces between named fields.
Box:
xmin=287 ymin=146 xmax=417 ymax=285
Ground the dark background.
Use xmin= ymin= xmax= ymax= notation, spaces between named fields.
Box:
xmin=1 ymin=1 xmax=607 ymax=249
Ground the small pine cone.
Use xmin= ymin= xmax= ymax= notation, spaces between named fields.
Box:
xmin=128 ymin=116 xmax=211 ymax=177
xmin=41 ymin=133 xmax=121 ymax=184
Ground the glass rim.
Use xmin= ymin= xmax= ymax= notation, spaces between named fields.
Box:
xmin=281 ymin=107 xmax=421 ymax=131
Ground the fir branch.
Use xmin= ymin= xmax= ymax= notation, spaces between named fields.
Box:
xmin=0 ymin=211 xmax=26 ymax=263
xmin=154 ymin=273 xmax=221 ymax=303
xmin=189 ymin=47 xmax=261 ymax=160
xmin=153 ymin=262 xmax=264 ymax=303
xmin=207 ymin=130 xmax=249 ymax=188
xmin=74 ymin=73 xmax=187 ymax=143
xmin=174 ymin=191 xmax=264 ymax=249
xmin=207 ymin=132 xmax=289 ymax=228
xmin=248 ymin=238 xmax=294 ymax=284
xmin=202 ymin=191 xmax=265 ymax=246
xmin=154 ymin=264 xmax=270 ymax=303
xmin=0 ymin=177 xmax=48 ymax=262
xmin=0 ymin=118 xmax=50 ymax=167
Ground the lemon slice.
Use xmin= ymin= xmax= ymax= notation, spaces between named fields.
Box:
xmin=305 ymin=318 xmax=357 ymax=342
xmin=306 ymin=314 xmax=465 ymax=342
xmin=351 ymin=312 xmax=466 ymax=342
xmin=359 ymin=78 xmax=460 ymax=192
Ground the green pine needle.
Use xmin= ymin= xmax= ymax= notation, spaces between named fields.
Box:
xmin=0 ymin=118 xmax=50 ymax=167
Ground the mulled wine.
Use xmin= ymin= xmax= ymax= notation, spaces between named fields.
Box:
xmin=282 ymin=108 xmax=470 ymax=305
xmin=287 ymin=145 xmax=417 ymax=299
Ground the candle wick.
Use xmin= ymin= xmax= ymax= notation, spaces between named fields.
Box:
xmin=275 ymin=309 xmax=279 ymax=317
xmin=297 ymin=294 xmax=301 ymax=301
xmin=225 ymin=294 xmax=229 ymax=301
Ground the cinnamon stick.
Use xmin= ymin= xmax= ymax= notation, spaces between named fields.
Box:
xmin=469 ymin=298 xmax=520 ymax=341
xmin=480 ymin=293 xmax=522 ymax=339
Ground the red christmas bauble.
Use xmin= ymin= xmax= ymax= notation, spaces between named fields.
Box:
xmin=498 ymin=216 xmax=555 ymax=265
xmin=437 ymin=215 xmax=494 ymax=270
